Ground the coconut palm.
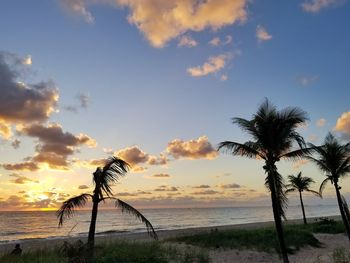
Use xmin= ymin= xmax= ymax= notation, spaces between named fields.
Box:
xmin=218 ymin=99 xmax=310 ymax=263
xmin=307 ymin=133 xmax=350 ymax=241
xmin=285 ymin=172 xmax=320 ymax=224
xmin=57 ymin=156 xmax=157 ymax=250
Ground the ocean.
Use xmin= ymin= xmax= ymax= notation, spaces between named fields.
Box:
xmin=0 ymin=205 xmax=340 ymax=243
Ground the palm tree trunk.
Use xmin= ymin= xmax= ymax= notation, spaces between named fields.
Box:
xmin=334 ymin=183 xmax=350 ymax=241
xmin=299 ymin=191 xmax=307 ymax=225
xmin=268 ymin=173 xmax=289 ymax=263
xmin=88 ymin=198 xmax=99 ymax=248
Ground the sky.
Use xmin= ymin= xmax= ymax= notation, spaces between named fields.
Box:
xmin=0 ymin=0 xmax=349 ymax=211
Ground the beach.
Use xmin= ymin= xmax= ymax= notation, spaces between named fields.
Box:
xmin=1 ymin=216 xmax=348 ymax=263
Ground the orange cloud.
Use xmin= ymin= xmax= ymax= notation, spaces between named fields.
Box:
xmin=166 ymin=136 xmax=218 ymax=160
xmin=63 ymin=0 xmax=248 ymax=48
xmin=301 ymin=0 xmax=345 ymax=13
xmin=316 ymin=118 xmax=326 ymax=127
xmin=178 ymin=35 xmax=198 ymax=48
xmin=187 ymin=53 xmax=230 ymax=77
xmin=334 ymin=111 xmax=350 ymax=139
xmin=151 ymin=173 xmax=170 ymax=178
xmin=256 ymin=25 xmax=272 ymax=42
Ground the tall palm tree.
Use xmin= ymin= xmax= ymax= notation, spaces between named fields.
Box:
xmin=218 ymin=99 xmax=310 ymax=263
xmin=307 ymin=133 xmax=350 ymax=241
xmin=57 ymin=156 xmax=157 ymax=250
xmin=285 ymin=172 xmax=320 ymax=224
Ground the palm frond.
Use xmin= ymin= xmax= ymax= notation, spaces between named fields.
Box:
xmin=115 ymin=199 xmax=158 ymax=240
xmin=280 ymin=148 xmax=312 ymax=160
xmin=57 ymin=194 xmax=92 ymax=226
xmin=305 ymin=189 xmax=321 ymax=198
xmin=218 ymin=141 xmax=264 ymax=159
xmin=319 ymin=178 xmax=331 ymax=196
xmin=285 ymin=188 xmax=296 ymax=194
xmin=100 ymin=156 xmax=130 ymax=197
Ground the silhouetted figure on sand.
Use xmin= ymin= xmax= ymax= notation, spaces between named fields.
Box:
xmin=11 ymin=244 xmax=22 ymax=255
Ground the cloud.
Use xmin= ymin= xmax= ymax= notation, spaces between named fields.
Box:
xmin=77 ymin=92 xmax=89 ymax=108
xmin=298 ymin=75 xmax=318 ymax=86
xmin=187 ymin=53 xmax=232 ymax=77
xmin=334 ymin=111 xmax=350 ymax=139
xmin=219 ymin=183 xmax=241 ymax=189
xmin=209 ymin=37 xmax=221 ymax=46
xmin=22 ymin=55 xmax=32 ymax=65
xmin=0 ymin=120 xmax=12 ymax=139
xmin=116 ymin=0 xmax=248 ymax=48
xmin=2 ymin=162 xmax=39 ymax=171
xmin=0 ymin=52 xmax=59 ymax=137
xmin=256 ymin=25 xmax=272 ymax=42
xmin=166 ymin=136 xmax=218 ymax=160
xmin=78 ymin=185 xmax=89 ymax=189
xmin=61 ymin=0 xmax=95 ymax=23
xmin=192 ymin=190 xmax=220 ymax=195
xmin=293 ymin=159 xmax=309 ymax=170
xmin=316 ymin=118 xmax=326 ymax=127
xmin=178 ymin=35 xmax=198 ymax=48
xmin=208 ymin=35 xmax=232 ymax=46
xmin=151 ymin=173 xmax=170 ymax=178
xmin=154 ymin=185 xmax=178 ymax=192
xmin=192 ymin=185 xmax=211 ymax=189
xmin=62 ymin=0 xmax=248 ymax=48
xmin=11 ymin=139 xmax=21 ymax=149
xmin=301 ymin=0 xmax=345 ymax=13
xmin=9 ymin=174 xmax=39 ymax=184
xmin=220 ymin=74 xmax=228 ymax=81
xmin=16 ymin=123 xmax=97 ymax=170
xmin=116 ymin=146 xmax=168 ymax=168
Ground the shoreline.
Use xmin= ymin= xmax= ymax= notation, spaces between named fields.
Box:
xmin=0 ymin=215 xmax=341 ymax=254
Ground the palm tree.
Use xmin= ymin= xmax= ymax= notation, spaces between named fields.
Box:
xmin=57 ymin=156 xmax=157 ymax=251
xmin=307 ymin=133 xmax=350 ymax=241
xmin=285 ymin=172 xmax=320 ymax=224
xmin=218 ymin=99 xmax=310 ymax=263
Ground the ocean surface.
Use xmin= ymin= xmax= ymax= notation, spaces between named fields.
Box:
xmin=0 ymin=205 xmax=340 ymax=243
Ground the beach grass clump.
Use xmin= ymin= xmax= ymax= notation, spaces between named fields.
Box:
xmin=0 ymin=240 xmax=210 ymax=263
xmin=286 ymin=219 xmax=345 ymax=234
xmin=0 ymin=249 xmax=65 ymax=263
xmin=168 ymin=227 xmax=321 ymax=253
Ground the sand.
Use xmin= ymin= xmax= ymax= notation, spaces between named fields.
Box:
xmin=0 ymin=216 xmax=348 ymax=263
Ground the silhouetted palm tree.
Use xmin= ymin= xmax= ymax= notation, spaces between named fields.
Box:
xmin=307 ymin=133 xmax=350 ymax=241
xmin=218 ymin=99 xmax=310 ymax=263
xmin=57 ymin=156 xmax=157 ymax=251
xmin=285 ymin=172 xmax=320 ymax=224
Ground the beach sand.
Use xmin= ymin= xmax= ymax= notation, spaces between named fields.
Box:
xmin=0 ymin=217 xmax=348 ymax=263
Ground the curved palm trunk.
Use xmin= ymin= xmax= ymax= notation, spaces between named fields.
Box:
xmin=299 ymin=191 xmax=307 ymax=225
xmin=268 ymin=172 xmax=289 ymax=263
xmin=334 ymin=182 xmax=350 ymax=241
xmin=88 ymin=196 xmax=99 ymax=248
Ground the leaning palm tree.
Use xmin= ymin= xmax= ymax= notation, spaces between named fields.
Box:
xmin=57 ymin=156 xmax=157 ymax=250
xmin=218 ymin=99 xmax=310 ymax=263
xmin=307 ymin=133 xmax=350 ymax=241
xmin=285 ymin=172 xmax=320 ymax=224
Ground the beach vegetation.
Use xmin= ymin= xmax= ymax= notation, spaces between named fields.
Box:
xmin=0 ymin=241 xmax=210 ymax=263
xmin=169 ymin=226 xmax=321 ymax=254
xmin=56 ymin=156 xmax=157 ymax=253
xmin=307 ymin=133 xmax=350 ymax=241
xmin=218 ymin=99 xmax=311 ymax=263
xmin=285 ymin=172 xmax=321 ymax=224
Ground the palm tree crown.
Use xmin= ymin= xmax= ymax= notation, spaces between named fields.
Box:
xmin=307 ymin=133 xmax=350 ymax=195
xmin=285 ymin=172 xmax=319 ymax=195
xmin=57 ymin=156 xmax=157 ymax=248
xmin=219 ymin=99 xmax=310 ymax=263
xmin=307 ymin=133 xmax=350 ymax=240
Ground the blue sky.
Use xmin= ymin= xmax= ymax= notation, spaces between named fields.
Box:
xmin=0 ymin=0 xmax=349 ymax=210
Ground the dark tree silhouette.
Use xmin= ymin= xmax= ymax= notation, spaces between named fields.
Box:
xmin=218 ymin=99 xmax=310 ymax=263
xmin=57 ymin=156 xmax=157 ymax=251
xmin=307 ymin=133 xmax=350 ymax=241
xmin=285 ymin=172 xmax=320 ymax=224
